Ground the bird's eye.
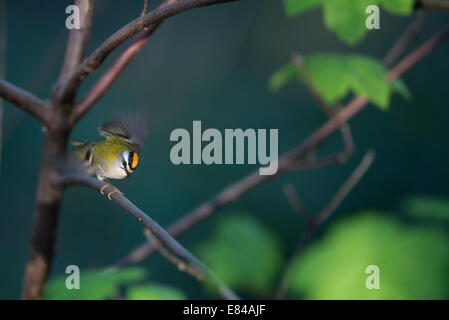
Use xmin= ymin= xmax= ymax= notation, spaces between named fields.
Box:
xmin=122 ymin=160 xmax=127 ymax=169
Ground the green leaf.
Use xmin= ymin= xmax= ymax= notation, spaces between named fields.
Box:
xmin=126 ymin=284 xmax=187 ymax=300
xmin=402 ymin=196 xmax=449 ymax=222
xmin=271 ymin=54 xmax=403 ymax=110
xmin=345 ymin=55 xmax=391 ymax=109
xmin=290 ymin=212 xmax=449 ymax=299
xmin=284 ymin=0 xmax=323 ymax=17
xmin=268 ymin=63 xmax=300 ymax=91
xmin=323 ymin=0 xmax=373 ymax=45
xmin=304 ymin=54 xmax=392 ymax=109
xmin=45 ymin=267 xmax=147 ymax=300
xmin=379 ymin=0 xmax=414 ymax=15
xmin=392 ymin=78 xmax=412 ymax=100
xmin=303 ymin=54 xmax=350 ymax=104
xmin=283 ymin=0 xmax=414 ymax=44
xmin=195 ymin=214 xmax=283 ymax=296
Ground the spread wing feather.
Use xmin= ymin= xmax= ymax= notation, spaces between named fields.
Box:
xmin=98 ymin=112 xmax=148 ymax=152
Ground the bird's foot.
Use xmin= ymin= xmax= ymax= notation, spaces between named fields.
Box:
xmin=107 ymin=187 xmax=123 ymax=200
xmin=100 ymin=181 xmax=124 ymax=200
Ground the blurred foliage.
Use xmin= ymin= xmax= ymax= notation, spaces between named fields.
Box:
xmin=284 ymin=0 xmax=414 ymax=44
xmin=45 ymin=206 xmax=449 ymax=300
xmin=289 ymin=212 xmax=449 ymax=299
xmin=194 ymin=214 xmax=283 ymax=296
xmin=401 ymin=196 xmax=449 ymax=222
xmin=46 ymin=267 xmax=146 ymax=300
xmin=126 ymin=283 xmax=187 ymax=300
xmin=45 ymin=267 xmax=186 ymax=300
xmin=270 ymin=54 xmax=409 ymax=109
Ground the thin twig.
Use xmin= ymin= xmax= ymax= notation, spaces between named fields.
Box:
xmin=112 ymin=24 xmax=449 ymax=269
xmin=315 ymin=150 xmax=376 ymax=225
xmin=282 ymin=184 xmax=312 ymax=223
xmin=141 ymin=229 xmax=204 ymax=281
xmin=56 ymin=0 xmax=236 ymax=104
xmin=384 ymin=11 xmax=427 ymax=67
xmin=141 ymin=0 xmax=149 ymax=16
xmin=69 ymin=0 xmax=180 ymax=127
xmin=0 ymin=80 xmax=48 ymax=126
xmin=274 ymin=150 xmax=376 ymax=299
xmin=287 ymin=53 xmax=354 ymax=170
xmin=140 ymin=228 xmax=241 ymax=299
xmin=60 ymin=173 xmax=240 ymax=300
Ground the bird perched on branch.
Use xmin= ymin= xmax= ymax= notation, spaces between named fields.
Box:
xmin=70 ymin=113 xmax=148 ymax=199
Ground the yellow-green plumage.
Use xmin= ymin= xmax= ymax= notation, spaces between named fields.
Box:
xmin=70 ymin=113 xmax=148 ymax=181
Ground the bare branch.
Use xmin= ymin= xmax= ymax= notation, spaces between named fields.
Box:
xmin=415 ymin=0 xmax=449 ymax=12
xmin=275 ymin=150 xmax=376 ymax=300
xmin=69 ymin=0 xmax=180 ymax=127
xmin=282 ymin=183 xmax=312 ymax=223
xmin=56 ymin=0 xmax=236 ymax=104
xmin=0 ymin=79 xmax=49 ymax=125
xmin=58 ymin=0 xmax=95 ymax=86
xmin=60 ymin=173 xmax=240 ymax=300
xmin=21 ymin=0 xmax=236 ymax=300
xmin=384 ymin=11 xmax=427 ymax=67
xmin=314 ymin=150 xmax=376 ymax=225
xmin=140 ymin=229 xmax=238 ymax=299
xmin=142 ymin=229 xmax=205 ymax=281
xmin=113 ymin=24 xmax=449 ymax=269
xmin=141 ymin=0 xmax=149 ymax=16
xmin=287 ymin=53 xmax=355 ymax=170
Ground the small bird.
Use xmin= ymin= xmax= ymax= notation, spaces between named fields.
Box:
xmin=70 ymin=113 xmax=148 ymax=199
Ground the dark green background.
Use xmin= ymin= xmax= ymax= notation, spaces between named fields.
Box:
xmin=1 ymin=0 xmax=448 ymax=299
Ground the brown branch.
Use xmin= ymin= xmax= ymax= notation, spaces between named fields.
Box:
xmin=0 ymin=79 xmax=49 ymax=125
xmin=22 ymin=132 xmax=70 ymax=299
xmin=21 ymin=1 xmax=95 ymax=300
xmin=286 ymin=53 xmax=355 ymax=170
xmin=282 ymin=183 xmax=312 ymax=223
xmin=141 ymin=229 xmax=205 ymax=281
xmin=384 ymin=11 xmax=427 ymax=67
xmin=57 ymin=0 xmax=94 ymax=86
xmin=56 ymin=0 xmax=235 ymax=104
xmin=415 ymin=0 xmax=449 ymax=12
xmin=141 ymin=0 xmax=149 ymax=16
xmin=60 ymin=173 xmax=240 ymax=300
xmin=140 ymin=229 xmax=239 ymax=299
xmin=69 ymin=0 xmax=180 ymax=127
xmin=315 ymin=151 xmax=376 ymax=225
xmin=21 ymin=0 xmax=234 ymax=300
xmin=113 ymin=24 xmax=449 ymax=269
xmin=274 ymin=150 xmax=376 ymax=300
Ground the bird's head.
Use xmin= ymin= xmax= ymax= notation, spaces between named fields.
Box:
xmin=119 ymin=149 xmax=139 ymax=177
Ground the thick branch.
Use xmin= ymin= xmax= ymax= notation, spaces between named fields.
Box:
xmin=57 ymin=0 xmax=235 ymax=104
xmin=114 ymin=24 xmax=449 ymax=268
xmin=0 ymin=79 xmax=48 ymax=125
xmin=58 ymin=0 xmax=94 ymax=86
xmin=69 ymin=0 xmax=179 ymax=127
xmin=60 ymin=173 xmax=239 ymax=300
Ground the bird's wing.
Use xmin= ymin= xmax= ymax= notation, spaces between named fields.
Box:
xmin=98 ymin=112 xmax=148 ymax=152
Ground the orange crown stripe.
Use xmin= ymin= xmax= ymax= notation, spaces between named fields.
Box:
xmin=132 ymin=152 xmax=139 ymax=169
